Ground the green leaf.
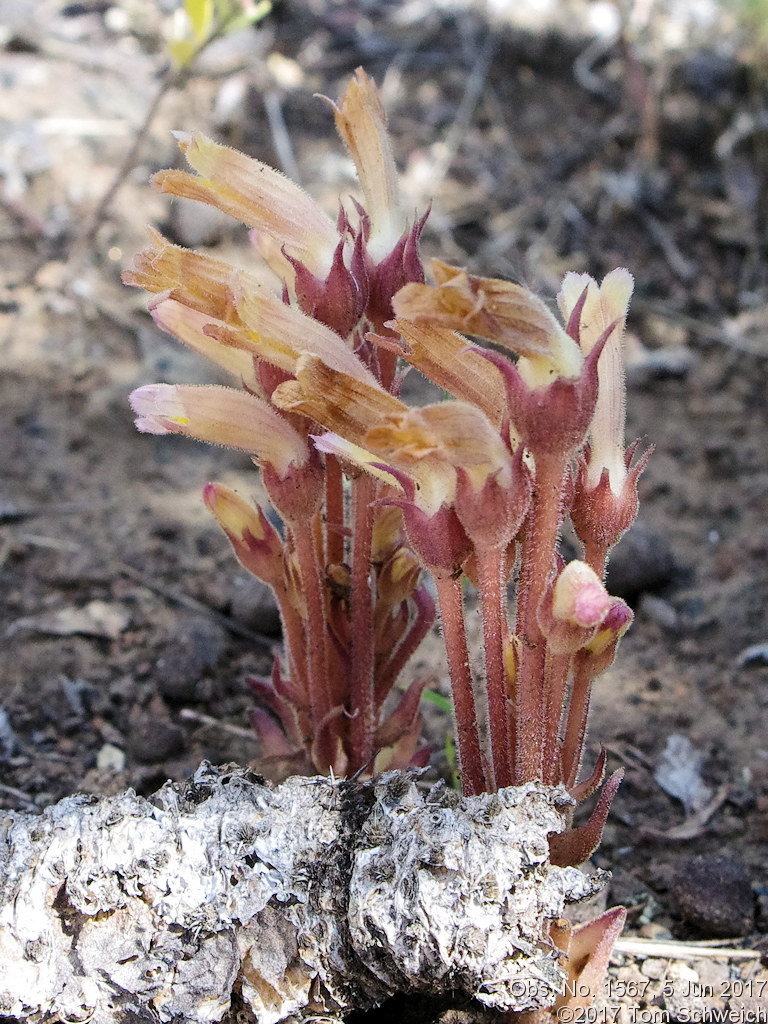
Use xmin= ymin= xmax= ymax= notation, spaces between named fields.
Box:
xmin=168 ymin=37 xmax=196 ymax=69
xmin=184 ymin=0 xmax=214 ymax=38
xmin=224 ymin=0 xmax=271 ymax=32
xmin=422 ymin=690 xmax=452 ymax=713
xmin=445 ymin=733 xmax=460 ymax=790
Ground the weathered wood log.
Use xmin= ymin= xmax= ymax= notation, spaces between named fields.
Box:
xmin=0 ymin=763 xmax=604 ymax=1022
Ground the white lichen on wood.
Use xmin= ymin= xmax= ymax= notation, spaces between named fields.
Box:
xmin=0 ymin=763 xmax=604 ymax=1022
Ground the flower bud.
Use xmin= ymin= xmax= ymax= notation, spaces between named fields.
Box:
xmin=538 ymin=560 xmax=613 ymax=655
xmin=203 ymin=483 xmax=284 ymax=589
xmin=570 ymin=444 xmax=652 ymax=565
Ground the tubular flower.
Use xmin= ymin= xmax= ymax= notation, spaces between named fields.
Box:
xmin=394 ymin=260 xmax=559 ymax=358
xmin=559 ymin=270 xmax=652 ymax=570
xmin=558 ymin=269 xmax=633 ymax=494
xmin=155 ymin=131 xmax=339 ymax=279
xmin=129 ymin=384 xmax=309 ymax=477
xmin=275 ymin=353 xmax=511 ymax=517
xmin=329 ymin=66 xmax=401 ymax=259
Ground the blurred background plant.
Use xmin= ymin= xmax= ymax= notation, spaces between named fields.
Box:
xmin=168 ymin=0 xmax=270 ymax=71
xmin=80 ymin=0 xmax=271 ymax=245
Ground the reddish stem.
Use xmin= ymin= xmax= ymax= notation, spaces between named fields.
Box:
xmin=293 ymin=520 xmax=332 ymax=727
xmin=374 ymin=590 xmax=435 ymax=707
xmin=325 ymin=452 xmax=345 ymax=568
xmin=542 ymin=649 xmax=570 ymax=784
xmin=434 ymin=574 xmax=488 ymax=795
xmin=515 ymin=452 xmax=567 ymax=782
xmin=274 ymin=592 xmax=309 ymax=706
xmin=476 ymin=544 xmax=513 ymax=789
xmin=583 ymin=538 xmax=609 ymax=581
xmin=561 ymin=661 xmax=594 ymax=789
xmin=348 ymin=474 xmax=377 ymax=770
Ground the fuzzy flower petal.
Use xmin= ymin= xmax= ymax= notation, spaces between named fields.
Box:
xmin=149 ymin=298 xmax=257 ymax=383
xmin=395 ymin=260 xmax=558 ymax=358
xmin=551 ymin=561 xmax=612 ymax=628
xmin=154 ymin=132 xmax=339 ymax=277
xmin=331 ymin=67 xmax=400 ymax=257
xmin=129 ymin=383 xmax=308 ymax=477
xmin=558 ymin=269 xmax=634 ymax=493
xmin=384 ymin=314 xmax=506 ymax=428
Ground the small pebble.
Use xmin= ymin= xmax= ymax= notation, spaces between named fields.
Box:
xmin=626 ymin=346 xmax=698 ymax=387
xmin=96 ymin=742 xmax=126 ymax=772
xmin=670 ymin=854 xmax=754 ymax=937
xmin=229 ymin=575 xmax=282 ymax=637
xmin=639 ymin=593 xmax=679 ymax=629
xmin=736 ymin=642 xmax=768 ymax=667
xmin=156 ymin=616 xmax=228 ymax=702
xmin=127 ymin=717 xmax=185 ymax=764
xmin=641 ymin=957 xmax=668 ymax=980
xmin=605 ymin=519 xmax=676 ymax=600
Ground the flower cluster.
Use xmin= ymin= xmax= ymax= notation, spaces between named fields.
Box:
xmin=126 ymin=69 xmax=649 ymax=852
xmin=126 ymin=67 xmax=652 ymax=1015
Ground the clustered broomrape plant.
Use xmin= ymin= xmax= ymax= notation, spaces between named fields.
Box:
xmin=126 ymin=69 xmax=650 ymax=1011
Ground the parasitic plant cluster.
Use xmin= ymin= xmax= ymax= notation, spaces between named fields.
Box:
xmin=126 ymin=69 xmax=649 ymax=899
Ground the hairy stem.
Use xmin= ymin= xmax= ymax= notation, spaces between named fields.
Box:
xmin=561 ymin=661 xmax=594 ymax=790
xmin=515 ymin=452 xmax=567 ymax=783
xmin=582 ymin=538 xmax=609 ymax=581
xmin=374 ymin=589 xmax=435 ymax=707
xmin=348 ymin=475 xmax=377 ymax=769
xmin=434 ymin=574 xmax=488 ymax=795
xmin=325 ymin=452 xmax=345 ymax=568
xmin=293 ymin=521 xmax=332 ymax=728
xmin=476 ymin=544 xmax=512 ymax=789
xmin=542 ymin=649 xmax=570 ymax=785
xmin=275 ymin=592 xmax=309 ymax=706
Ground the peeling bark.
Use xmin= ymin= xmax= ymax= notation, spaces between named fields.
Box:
xmin=0 ymin=763 xmax=604 ymax=1023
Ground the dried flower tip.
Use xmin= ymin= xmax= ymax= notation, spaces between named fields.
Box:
xmin=395 ymin=260 xmax=558 ymax=359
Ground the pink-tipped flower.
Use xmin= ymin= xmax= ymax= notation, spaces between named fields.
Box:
xmin=552 ymin=560 xmax=613 ymax=628
xmin=538 ymin=560 xmax=613 ymax=655
xmin=129 ymin=383 xmax=309 ymax=478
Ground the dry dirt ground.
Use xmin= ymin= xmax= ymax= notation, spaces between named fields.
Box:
xmin=1 ymin=0 xmax=768 ymax=1019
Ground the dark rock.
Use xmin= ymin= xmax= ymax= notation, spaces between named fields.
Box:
xmin=605 ymin=519 xmax=675 ymax=600
xmin=127 ymin=717 xmax=185 ymax=764
xmin=670 ymin=854 xmax=754 ymax=937
xmin=229 ymin=575 xmax=282 ymax=638
xmin=626 ymin=347 xmax=698 ymax=387
xmin=155 ymin=616 xmax=228 ymax=702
